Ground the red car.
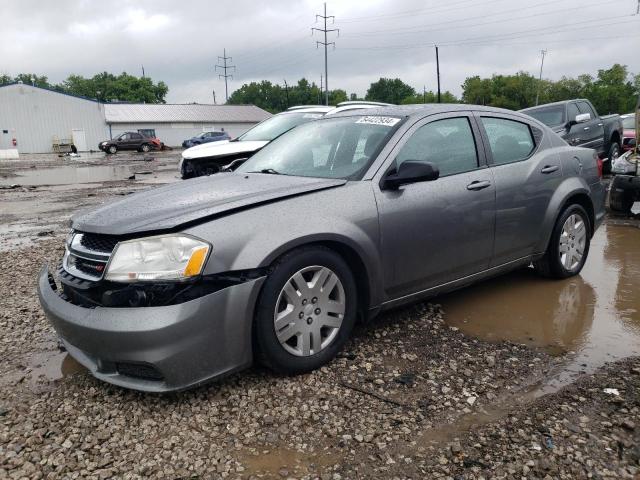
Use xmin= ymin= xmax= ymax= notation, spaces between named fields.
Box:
xmin=621 ymin=114 xmax=636 ymax=152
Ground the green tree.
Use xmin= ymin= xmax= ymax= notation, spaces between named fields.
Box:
xmin=13 ymin=73 xmax=52 ymax=88
xmin=365 ymin=78 xmax=416 ymax=104
xmin=60 ymin=72 xmax=168 ymax=103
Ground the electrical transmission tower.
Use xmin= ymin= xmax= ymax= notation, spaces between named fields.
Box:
xmin=312 ymin=3 xmax=339 ymax=106
xmin=215 ymin=48 xmax=236 ymax=103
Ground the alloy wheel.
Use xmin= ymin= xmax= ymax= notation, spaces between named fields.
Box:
xmin=559 ymin=213 xmax=587 ymax=271
xmin=273 ymin=265 xmax=346 ymax=357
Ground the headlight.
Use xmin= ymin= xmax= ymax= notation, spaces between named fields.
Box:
xmin=105 ymin=234 xmax=210 ymax=282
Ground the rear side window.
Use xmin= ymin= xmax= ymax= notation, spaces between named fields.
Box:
xmin=480 ymin=117 xmax=535 ymax=165
xmin=395 ymin=117 xmax=478 ymax=177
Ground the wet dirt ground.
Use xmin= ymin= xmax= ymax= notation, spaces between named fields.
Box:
xmin=1 ymin=157 xmax=639 ymax=479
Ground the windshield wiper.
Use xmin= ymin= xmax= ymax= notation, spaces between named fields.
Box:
xmin=248 ymin=168 xmax=281 ymax=175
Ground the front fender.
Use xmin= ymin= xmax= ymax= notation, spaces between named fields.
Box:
xmin=534 ymin=176 xmax=591 ymax=254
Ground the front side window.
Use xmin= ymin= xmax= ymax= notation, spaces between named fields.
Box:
xmin=481 ymin=117 xmax=535 ymax=165
xmin=567 ymin=103 xmax=581 ymax=123
xmin=395 ymin=117 xmax=478 ymax=177
xmin=578 ymin=102 xmax=596 ymax=119
xmin=237 ymin=115 xmax=401 ymax=179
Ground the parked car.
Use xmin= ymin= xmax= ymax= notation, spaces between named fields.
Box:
xmin=621 ymin=113 xmax=636 ymax=152
xmin=520 ymin=99 xmax=623 ymax=172
xmin=179 ymin=102 xmax=393 ymax=179
xmin=182 ymin=131 xmax=231 ymax=148
xmin=99 ymin=132 xmax=161 ymax=154
xmin=38 ymin=104 xmax=605 ymax=392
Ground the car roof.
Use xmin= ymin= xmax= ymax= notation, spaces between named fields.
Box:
xmin=283 ymin=105 xmax=334 ymax=114
xmin=327 ymin=103 xmax=530 ymax=121
xmin=520 ymin=99 xmax=591 ymax=112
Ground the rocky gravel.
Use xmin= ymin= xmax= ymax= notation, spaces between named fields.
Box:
xmin=1 ymin=164 xmax=639 ymax=478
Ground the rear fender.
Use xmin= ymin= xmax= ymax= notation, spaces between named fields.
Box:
xmin=534 ymin=176 xmax=591 ymax=255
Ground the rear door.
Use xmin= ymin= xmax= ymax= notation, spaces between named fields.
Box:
xmin=374 ymin=112 xmax=496 ymax=299
xmin=129 ymin=132 xmax=144 ymax=149
xmin=475 ymin=113 xmax=562 ymax=266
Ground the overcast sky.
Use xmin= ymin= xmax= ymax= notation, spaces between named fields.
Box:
xmin=2 ymin=0 xmax=639 ymax=104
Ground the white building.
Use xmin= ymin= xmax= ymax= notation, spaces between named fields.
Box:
xmin=0 ymin=83 xmax=271 ymax=153
xmin=104 ymin=103 xmax=271 ymax=148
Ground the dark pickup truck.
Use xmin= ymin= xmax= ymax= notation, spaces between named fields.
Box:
xmin=521 ymin=99 xmax=623 ymax=171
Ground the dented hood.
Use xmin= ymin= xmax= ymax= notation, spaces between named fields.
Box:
xmin=72 ymin=173 xmax=346 ymax=235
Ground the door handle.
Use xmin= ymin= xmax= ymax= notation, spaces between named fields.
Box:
xmin=466 ymin=180 xmax=491 ymax=191
xmin=583 ymin=127 xmax=590 ymax=131
xmin=597 ymin=123 xmax=603 ymax=127
xmin=540 ymin=165 xmax=559 ymax=174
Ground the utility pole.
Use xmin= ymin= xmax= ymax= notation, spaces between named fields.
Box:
xmin=423 ymin=85 xmax=426 ymax=104
xmin=319 ymin=75 xmax=323 ymax=104
xmin=435 ymin=46 xmax=441 ymax=103
xmin=535 ymin=49 xmax=547 ymax=106
xmin=212 ymin=90 xmax=216 ymax=104
xmin=215 ymin=48 xmax=236 ymax=103
xmin=312 ymin=3 xmax=339 ymax=106
xmin=283 ymin=79 xmax=290 ymax=108
xmin=141 ymin=65 xmax=145 ymax=78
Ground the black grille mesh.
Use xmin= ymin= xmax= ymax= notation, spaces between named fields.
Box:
xmin=74 ymin=257 xmax=107 ymax=277
xmin=79 ymin=233 xmax=120 ymax=253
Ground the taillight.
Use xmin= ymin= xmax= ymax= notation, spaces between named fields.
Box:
xmin=596 ymin=155 xmax=603 ymax=178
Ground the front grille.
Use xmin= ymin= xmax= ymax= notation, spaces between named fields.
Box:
xmin=73 ymin=257 xmax=107 ymax=277
xmin=79 ymin=232 xmax=121 ymax=254
xmin=116 ymin=363 xmax=164 ymax=381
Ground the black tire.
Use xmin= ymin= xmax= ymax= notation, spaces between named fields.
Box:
xmin=254 ymin=246 xmax=358 ymax=375
xmin=609 ymin=180 xmax=633 ymax=213
xmin=533 ymin=204 xmax=591 ymax=279
xmin=604 ymin=142 xmax=620 ymax=174
xmin=140 ymin=143 xmax=151 ymax=153
xmin=108 ymin=145 xmax=117 ymax=154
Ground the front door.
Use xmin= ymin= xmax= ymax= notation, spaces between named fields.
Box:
xmin=375 ymin=113 xmax=496 ymax=300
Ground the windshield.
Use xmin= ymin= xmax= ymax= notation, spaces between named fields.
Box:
xmin=622 ymin=115 xmax=636 ymax=129
xmin=524 ymin=105 xmax=566 ymax=127
xmin=237 ymin=112 xmax=324 ymax=142
xmin=237 ymin=115 xmax=402 ymax=180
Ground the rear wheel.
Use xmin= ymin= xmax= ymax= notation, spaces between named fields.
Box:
xmin=140 ymin=143 xmax=151 ymax=153
xmin=108 ymin=145 xmax=117 ymax=154
xmin=533 ymin=204 xmax=590 ymax=279
xmin=609 ymin=176 xmax=634 ymax=213
xmin=255 ymin=247 xmax=357 ymax=375
xmin=605 ymin=142 xmax=620 ymax=174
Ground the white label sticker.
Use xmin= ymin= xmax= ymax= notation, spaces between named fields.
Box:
xmin=356 ymin=116 xmax=401 ymax=126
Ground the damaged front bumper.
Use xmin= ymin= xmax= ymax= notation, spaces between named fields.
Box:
xmin=37 ymin=265 xmax=265 ymax=392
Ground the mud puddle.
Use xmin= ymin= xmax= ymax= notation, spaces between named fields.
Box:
xmin=440 ymin=223 xmax=640 ymax=391
xmin=239 ymin=447 xmax=332 ymax=479
xmin=0 ymin=164 xmax=141 ymax=185
xmin=1 ymin=349 xmax=86 ymax=393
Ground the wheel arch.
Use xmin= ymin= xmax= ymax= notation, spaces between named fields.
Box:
xmin=262 ymin=237 xmax=376 ymax=323
xmin=534 ymin=180 xmax=594 ymax=255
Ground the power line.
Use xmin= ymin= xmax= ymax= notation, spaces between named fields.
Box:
xmin=215 ymin=48 xmax=236 ymax=102
xmin=312 ymin=2 xmax=339 ymax=105
xmin=535 ymin=49 xmax=547 ymax=106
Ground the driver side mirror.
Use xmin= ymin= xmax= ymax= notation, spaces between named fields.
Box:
xmin=381 ymin=161 xmax=440 ymax=190
xmin=568 ymin=112 xmax=591 ymax=128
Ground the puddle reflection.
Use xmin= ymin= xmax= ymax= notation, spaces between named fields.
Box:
xmin=441 ymin=224 xmax=640 ymax=375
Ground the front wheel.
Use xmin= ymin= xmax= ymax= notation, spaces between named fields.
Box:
xmin=108 ymin=145 xmax=117 ymax=154
xmin=254 ymin=247 xmax=357 ymax=375
xmin=533 ymin=204 xmax=591 ymax=279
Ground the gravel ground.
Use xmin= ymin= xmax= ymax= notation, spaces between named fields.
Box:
xmin=1 ymin=165 xmax=639 ymax=479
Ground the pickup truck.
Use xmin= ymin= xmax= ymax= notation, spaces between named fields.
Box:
xmin=521 ymin=99 xmax=623 ymax=172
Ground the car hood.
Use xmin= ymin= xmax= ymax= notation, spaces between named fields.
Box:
xmin=72 ymin=173 xmax=347 ymax=235
xmin=182 ymin=140 xmax=268 ymax=160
